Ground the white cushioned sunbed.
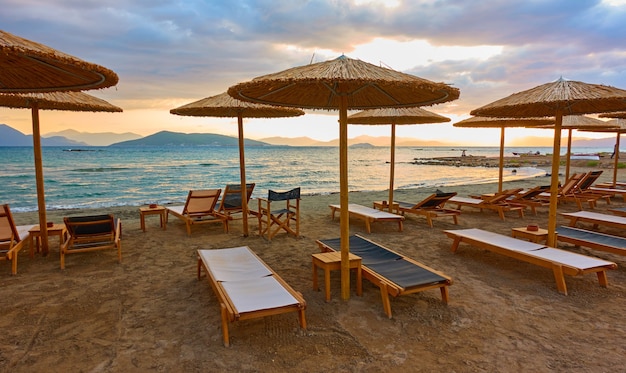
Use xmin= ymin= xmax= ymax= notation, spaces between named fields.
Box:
xmin=444 ymin=228 xmax=617 ymax=295
xmin=197 ymin=246 xmax=306 ymax=346
xmin=329 ymin=203 xmax=404 ymax=233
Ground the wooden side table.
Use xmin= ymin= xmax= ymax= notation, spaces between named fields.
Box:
xmin=373 ymin=200 xmax=400 ymax=214
xmin=139 ymin=205 xmax=167 ymax=232
xmin=29 ymin=224 xmax=67 ymax=257
xmin=312 ymin=251 xmax=362 ymax=301
xmin=511 ymin=227 xmax=549 ymax=244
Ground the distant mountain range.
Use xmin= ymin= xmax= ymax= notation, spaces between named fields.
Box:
xmin=44 ymin=129 xmax=142 ymax=146
xmin=0 ymin=123 xmax=619 ymax=148
xmin=110 ymin=131 xmax=269 ymax=146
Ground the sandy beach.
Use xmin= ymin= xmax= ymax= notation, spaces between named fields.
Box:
xmin=2 ymin=162 xmax=626 ymax=372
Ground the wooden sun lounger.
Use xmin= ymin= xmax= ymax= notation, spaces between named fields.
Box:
xmin=561 ymin=211 xmax=626 ymax=230
xmin=329 ymin=204 xmax=404 ymax=233
xmin=197 ymin=246 xmax=306 ymax=347
xmin=590 ymin=186 xmax=626 ymax=202
xmin=556 ymin=226 xmax=626 ymax=257
xmin=447 ymin=188 xmax=526 ymax=220
xmin=316 ymin=234 xmax=452 ymax=318
xmin=444 ymin=228 xmax=617 ymax=295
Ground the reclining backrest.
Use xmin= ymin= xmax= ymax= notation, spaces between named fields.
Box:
xmin=576 ymin=170 xmax=603 ymax=191
xmin=0 ymin=204 xmax=20 ymax=242
xmin=220 ymin=183 xmax=255 ymax=210
xmin=418 ymin=192 xmax=457 ymax=208
xmin=184 ymin=189 xmax=221 ymax=216
xmin=64 ymin=214 xmax=115 ymax=237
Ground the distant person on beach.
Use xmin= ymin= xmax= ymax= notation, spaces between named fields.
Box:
xmin=611 ymin=144 xmax=617 ymax=159
xmin=461 ymin=150 xmax=467 ymax=157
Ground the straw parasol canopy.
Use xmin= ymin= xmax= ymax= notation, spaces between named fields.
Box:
xmin=581 ymin=117 xmax=626 ymax=186
xmin=229 ymin=55 xmax=460 ymax=300
xmin=170 ymin=92 xmax=304 ymax=236
xmin=0 ymin=29 xmax=119 ymax=93
xmin=347 ymin=107 xmax=450 ymax=210
xmin=454 ymin=116 xmax=553 ymax=192
xmin=471 ymin=77 xmax=626 ymax=247
xmin=0 ymin=91 xmax=122 ymax=254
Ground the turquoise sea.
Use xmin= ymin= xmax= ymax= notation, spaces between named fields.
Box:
xmin=0 ymin=145 xmax=611 ymax=212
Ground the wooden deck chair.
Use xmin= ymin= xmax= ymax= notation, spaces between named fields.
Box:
xmin=217 ymin=183 xmax=256 ymax=219
xmin=566 ymin=171 xmax=612 ymax=206
xmin=197 ymin=246 xmax=307 ymax=346
xmin=0 ymin=204 xmax=35 ymax=275
xmin=316 ymin=234 xmax=452 ymax=318
xmin=61 ymin=214 xmax=121 ymax=269
xmin=447 ymin=188 xmax=526 ymax=220
xmin=444 ymin=228 xmax=617 ymax=295
xmin=394 ymin=192 xmax=460 ymax=227
xmin=258 ymin=187 xmax=301 ymax=240
xmin=539 ymin=173 xmax=595 ymax=210
xmin=508 ymin=185 xmax=551 ymax=215
xmin=166 ymin=189 xmax=228 ymax=236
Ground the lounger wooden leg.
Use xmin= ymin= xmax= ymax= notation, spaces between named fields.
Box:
xmin=10 ymin=254 xmax=17 ymax=275
xmin=365 ymin=219 xmax=371 ymax=233
xmin=380 ymin=282 xmax=392 ymax=319
xmin=426 ymin=215 xmax=434 ymax=228
xmin=498 ymin=208 xmax=505 ymax=220
xmin=220 ymin=304 xmax=230 ymax=347
xmin=596 ymin=270 xmax=609 ymax=288
xmin=298 ymin=307 xmax=307 ymax=329
xmin=452 ymin=215 xmax=459 ymax=225
xmin=324 ymin=265 xmax=331 ymax=302
xmin=398 ymin=220 xmax=403 ymax=232
xmin=552 ymin=264 xmax=568 ymax=295
xmin=440 ymin=286 xmax=450 ymax=304
xmin=450 ymin=237 xmax=462 ymax=253
xmin=197 ymin=258 xmax=203 ymax=280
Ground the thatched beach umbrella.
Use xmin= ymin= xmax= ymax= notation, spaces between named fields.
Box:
xmin=0 ymin=91 xmax=122 ymax=254
xmin=454 ymin=116 xmax=553 ymax=193
xmin=228 ymin=55 xmax=460 ymax=300
xmin=471 ymin=77 xmax=626 ymax=247
xmin=170 ymin=92 xmax=304 ymax=236
xmin=347 ymin=107 xmax=450 ymax=211
xmin=585 ymin=115 xmax=626 ymax=186
xmin=538 ymin=115 xmax=617 ymax=181
xmin=0 ymin=29 xmax=119 ymax=93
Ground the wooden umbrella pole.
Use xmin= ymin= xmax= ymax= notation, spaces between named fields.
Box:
xmin=547 ymin=112 xmax=563 ymax=247
xmin=498 ymin=127 xmax=505 ymax=193
xmin=388 ymin=123 xmax=396 ymax=212
xmin=565 ymin=129 xmax=573 ymax=181
xmin=31 ymin=103 xmax=49 ymax=255
xmin=237 ymin=115 xmax=249 ymax=236
xmin=339 ymin=95 xmax=350 ymax=301
xmin=613 ymin=134 xmax=621 ymax=186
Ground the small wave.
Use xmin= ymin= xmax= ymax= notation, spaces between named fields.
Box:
xmin=71 ymin=167 xmax=131 ymax=172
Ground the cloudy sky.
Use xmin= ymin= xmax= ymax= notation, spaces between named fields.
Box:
xmin=2 ymin=0 xmax=626 ymax=145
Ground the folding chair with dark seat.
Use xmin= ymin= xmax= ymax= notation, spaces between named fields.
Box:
xmin=258 ymin=187 xmax=301 ymax=240
xmin=61 ymin=214 xmax=121 ymax=269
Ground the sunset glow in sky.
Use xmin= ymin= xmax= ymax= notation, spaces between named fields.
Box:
xmin=2 ymin=0 xmax=626 ymax=145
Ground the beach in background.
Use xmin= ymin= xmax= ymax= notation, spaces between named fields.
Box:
xmin=2 ymin=160 xmax=625 ymax=372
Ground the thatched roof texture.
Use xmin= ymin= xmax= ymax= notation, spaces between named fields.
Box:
xmin=228 ymin=55 xmax=459 ymax=110
xmin=471 ymin=77 xmax=626 ymax=117
xmin=0 ymin=29 xmax=118 ymax=93
xmin=454 ymin=116 xmax=552 ymax=128
xmin=170 ymin=92 xmax=304 ymax=118
xmin=0 ymin=91 xmax=122 ymax=112
xmin=346 ymin=107 xmax=450 ymax=125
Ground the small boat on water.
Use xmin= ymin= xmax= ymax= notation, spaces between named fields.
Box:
xmin=512 ymin=151 xmax=542 ymax=156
